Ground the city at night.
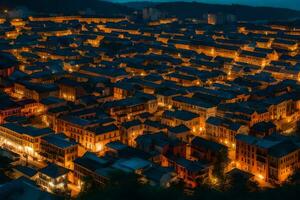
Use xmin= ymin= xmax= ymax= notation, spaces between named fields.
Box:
xmin=0 ymin=0 xmax=300 ymax=199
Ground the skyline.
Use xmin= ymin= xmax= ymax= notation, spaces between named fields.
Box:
xmin=112 ymin=0 xmax=300 ymax=10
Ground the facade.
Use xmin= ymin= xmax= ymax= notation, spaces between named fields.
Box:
xmin=0 ymin=103 xmax=21 ymax=124
xmin=168 ymin=124 xmax=190 ymax=142
xmin=190 ymin=136 xmax=228 ymax=163
xmin=250 ymin=121 xmax=277 ymax=138
xmin=14 ymin=82 xmax=58 ymax=101
xmin=120 ymin=119 xmax=144 ymax=147
xmin=235 ymin=134 xmax=300 ymax=184
xmin=162 ymin=155 xmax=212 ymax=188
xmin=172 ymin=96 xmax=216 ymax=130
xmin=54 ymin=114 xmax=120 ymax=153
xmin=37 ymin=163 xmax=69 ymax=193
xmin=161 ymin=109 xmax=202 ymax=134
xmin=57 ymin=78 xmax=86 ymax=102
xmin=73 ymin=152 xmax=112 ymax=185
xmin=0 ymin=123 xmax=53 ymax=158
xmin=40 ymin=133 xmax=78 ymax=169
xmin=206 ymin=116 xmax=248 ymax=148
xmin=237 ymin=50 xmax=268 ymax=67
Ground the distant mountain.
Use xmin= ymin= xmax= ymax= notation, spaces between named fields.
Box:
xmin=1 ymin=0 xmax=299 ymax=21
xmin=0 ymin=0 xmax=132 ymax=16
xmin=124 ymin=1 xmax=157 ymax=9
xmin=151 ymin=1 xmax=300 ymax=21
xmin=115 ymin=0 xmax=300 ymax=11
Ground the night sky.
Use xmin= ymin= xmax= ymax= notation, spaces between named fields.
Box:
xmin=112 ymin=0 xmax=300 ymax=10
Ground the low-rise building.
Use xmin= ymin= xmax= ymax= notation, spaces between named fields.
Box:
xmin=0 ymin=123 xmax=53 ymax=158
xmin=235 ymin=134 xmax=300 ymax=184
xmin=206 ymin=116 xmax=248 ymax=148
xmin=161 ymin=109 xmax=201 ymax=134
xmin=40 ymin=133 xmax=78 ymax=169
xmin=162 ymin=155 xmax=212 ymax=188
xmin=37 ymin=163 xmax=69 ymax=193
xmin=190 ymin=136 xmax=228 ymax=163
xmin=120 ymin=119 xmax=144 ymax=147
xmin=250 ymin=121 xmax=277 ymax=138
xmin=73 ymin=152 xmax=112 ymax=186
xmin=0 ymin=98 xmax=21 ymax=124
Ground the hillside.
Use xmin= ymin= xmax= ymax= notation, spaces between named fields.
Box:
xmin=152 ymin=1 xmax=300 ymax=21
xmin=123 ymin=1 xmax=157 ymax=9
xmin=1 ymin=0 xmax=300 ymax=21
xmin=0 ymin=0 xmax=132 ymax=16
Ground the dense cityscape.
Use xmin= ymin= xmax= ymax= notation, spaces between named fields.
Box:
xmin=0 ymin=1 xmax=300 ymax=199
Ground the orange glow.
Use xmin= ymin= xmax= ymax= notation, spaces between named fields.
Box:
xmin=258 ymin=174 xmax=264 ymax=180
xmin=95 ymin=143 xmax=103 ymax=152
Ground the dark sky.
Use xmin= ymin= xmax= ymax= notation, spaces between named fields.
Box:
xmin=112 ymin=0 xmax=300 ymax=10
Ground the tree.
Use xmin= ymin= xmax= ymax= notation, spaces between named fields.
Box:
xmin=77 ymin=168 xmax=300 ymax=200
xmin=77 ymin=176 xmax=98 ymax=199
xmin=286 ymin=169 xmax=300 ymax=185
xmin=77 ymin=170 xmax=188 ymax=200
xmin=212 ymin=148 xmax=228 ymax=189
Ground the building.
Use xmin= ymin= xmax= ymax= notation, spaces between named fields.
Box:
xmin=235 ymin=134 xmax=300 ymax=184
xmin=0 ymin=123 xmax=53 ymax=158
xmin=73 ymin=152 xmax=113 ymax=186
xmin=141 ymin=165 xmax=176 ymax=187
xmin=172 ymin=96 xmax=216 ymax=131
xmin=54 ymin=112 xmax=120 ymax=153
xmin=120 ymin=119 xmax=144 ymax=147
xmin=167 ymin=124 xmax=190 ymax=142
xmin=208 ymin=13 xmax=236 ymax=25
xmin=135 ymin=132 xmax=186 ymax=160
xmin=206 ymin=116 xmax=248 ymax=148
xmin=103 ymin=94 xmax=158 ymax=122
xmin=161 ymin=109 xmax=202 ymax=134
xmin=13 ymin=165 xmax=38 ymax=180
xmin=190 ymin=136 xmax=228 ymax=163
xmin=56 ymin=121 xmax=120 ymax=154
xmin=0 ymin=177 xmax=57 ymax=199
xmin=237 ymin=50 xmax=268 ymax=67
xmin=37 ymin=163 xmax=69 ymax=194
xmin=250 ymin=121 xmax=277 ymax=138
xmin=113 ymin=83 xmax=135 ymax=100
xmin=0 ymin=98 xmax=21 ymax=124
xmin=82 ymin=124 xmax=121 ymax=153
xmin=272 ymin=39 xmax=298 ymax=51
xmin=14 ymin=81 xmax=58 ymax=101
xmin=18 ymin=99 xmax=42 ymax=117
xmin=0 ymin=52 xmax=17 ymax=78
xmin=162 ymin=155 xmax=212 ymax=188
xmin=40 ymin=133 xmax=78 ymax=169
xmin=57 ymin=78 xmax=87 ymax=102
